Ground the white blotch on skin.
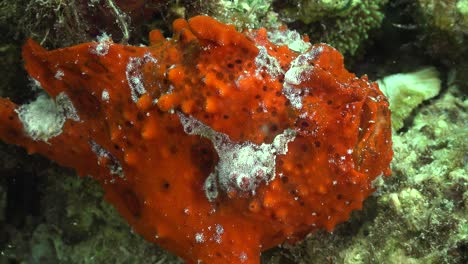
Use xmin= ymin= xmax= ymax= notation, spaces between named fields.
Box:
xmin=178 ymin=113 xmax=296 ymax=202
xmin=92 ymin=33 xmax=113 ymax=56
xmin=16 ymin=92 xmax=79 ymax=142
xmin=282 ymin=46 xmax=324 ymax=109
xmin=101 ymin=89 xmax=110 ymax=102
xmin=54 ymin=69 xmax=64 ymax=80
xmin=254 ymin=45 xmax=283 ymax=79
xmin=195 ymin=232 xmax=205 ymax=243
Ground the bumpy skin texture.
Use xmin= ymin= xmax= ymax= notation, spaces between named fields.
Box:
xmin=0 ymin=16 xmax=392 ymax=264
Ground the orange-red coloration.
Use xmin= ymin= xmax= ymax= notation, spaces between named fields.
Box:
xmin=0 ymin=16 xmax=393 ymax=264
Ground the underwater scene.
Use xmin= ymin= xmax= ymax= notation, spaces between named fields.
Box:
xmin=0 ymin=0 xmax=466 ymax=263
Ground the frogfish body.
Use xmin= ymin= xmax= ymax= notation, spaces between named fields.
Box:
xmin=0 ymin=16 xmax=392 ymax=264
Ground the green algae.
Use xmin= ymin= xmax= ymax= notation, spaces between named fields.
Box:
xmin=207 ymin=0 xmax=280 ymax=30
xmin=277 ymin=0 xmax=389 ymax=56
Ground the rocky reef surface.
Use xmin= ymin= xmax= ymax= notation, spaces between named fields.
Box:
xmin=0 ymin=1 xmax=466 ymax=263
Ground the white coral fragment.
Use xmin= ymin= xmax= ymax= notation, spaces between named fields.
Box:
xmin=377 ymin=67 xmax=441 ymax=130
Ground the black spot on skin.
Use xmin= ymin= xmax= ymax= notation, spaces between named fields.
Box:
xmin=315 ymin=141 xmax=321 ymax=148
xmin=270 ymin=124 xmax=278 ymax=132
xmin=295 ymin=118 xmax=319 ymax=136
xmin=137 ymin=112 xmax=144 ymax=121
xmin=300 ymin=119 xmax=310 ymax=128
xmin=191 ymin=139 xmax=218 ymax=176
xmin=270 ymin=212 xmax=278 ymax=220
xmin=249 ymin=203 xmax=257 ymax=211
xmin=125 ymin=121 xmax=133 ymax=128
xmin=289 ymin=189 xmax=298 ymax=196
xmin=162 ymin=181 xmax=170 ymax=190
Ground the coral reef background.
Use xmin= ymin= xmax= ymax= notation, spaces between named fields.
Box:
xmin=0 ymin=0 xmax=466 ymax=263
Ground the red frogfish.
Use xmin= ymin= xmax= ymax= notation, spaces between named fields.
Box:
xmin=0 ymin=16 xmax=393 ymax=264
